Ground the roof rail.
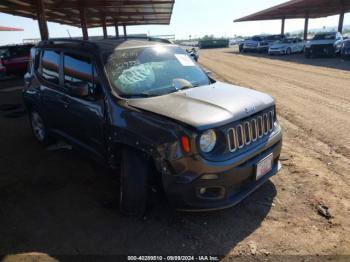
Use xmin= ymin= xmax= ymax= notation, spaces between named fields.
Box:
xmin=38 ymin=36 xmax=172 ymax=47
xmin=38 ymin=38 xmax=98 ymax=48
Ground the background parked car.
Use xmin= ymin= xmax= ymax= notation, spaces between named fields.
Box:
xmin=341 ymin=39 xmax=350 ymax=59
xmin=243 ymin=34 xmax=285 ymax=53
xmin=0 ymin=44 xmax=33 ymax=77
xmin=239 ymin=37 xmax=250 ymax=52
xmin=268 ymin=37 xmax=305 ymax=55
xmin=304 ymin=32 xmax=343 ymax=58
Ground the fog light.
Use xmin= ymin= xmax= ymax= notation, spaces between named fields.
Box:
xmin=198 ymin=186 xmax=225 ymax=200
xmin=199 ymin=188 xmax=206 ymax=195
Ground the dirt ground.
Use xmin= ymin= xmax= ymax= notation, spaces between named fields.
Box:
xmin=0 ymin=49 xmax=349 ymax=260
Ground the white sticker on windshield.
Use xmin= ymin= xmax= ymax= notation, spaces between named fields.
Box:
xmin=174 ymin=54 xmax=195 ymax=66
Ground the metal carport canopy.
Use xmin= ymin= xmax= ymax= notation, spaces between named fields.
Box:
xmin=0 ymin=0 xmax=175 ymax=40
xmin=234 ymin=0 xmax=349 ymax=39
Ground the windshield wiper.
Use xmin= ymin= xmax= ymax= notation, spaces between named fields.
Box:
xmin=121 ymin=93 xmax=151 ymax=98
xmin=172 ymin=78 xmax=197 ymax=92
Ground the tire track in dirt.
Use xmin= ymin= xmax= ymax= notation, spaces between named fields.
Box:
xmin=199 ymin=48 xmax=350 ymax=254
xmin=207 ymin=51 xmax=350 ymax=106
xmin=199 ymin=49 xmax=350 ymax=159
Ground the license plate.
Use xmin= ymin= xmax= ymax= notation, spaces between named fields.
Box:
xmin=256 ymin=153 xmax=273 ymax=180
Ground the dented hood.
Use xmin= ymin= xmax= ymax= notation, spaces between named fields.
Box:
xmin=128 ymin=81 xmax=275 ymax=130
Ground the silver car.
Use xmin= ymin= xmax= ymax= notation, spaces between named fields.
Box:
xmin=268 ymin=38 xmax=305 ymax=55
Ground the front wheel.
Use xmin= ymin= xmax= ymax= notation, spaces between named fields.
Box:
xmin=119 ymin=147 xmax=152 ymax=216
xmin=305 ymin=49 xmax=311 ymax=58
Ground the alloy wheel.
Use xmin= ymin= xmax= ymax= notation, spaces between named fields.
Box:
xmin=31 ymin=112 xmax=45 ymax=142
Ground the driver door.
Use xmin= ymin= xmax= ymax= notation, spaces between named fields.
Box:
xmin=61 ymin=51 xmax=106 ymax=160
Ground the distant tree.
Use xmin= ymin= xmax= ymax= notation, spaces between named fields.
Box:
xmin=201 ymin=34 xmax=215 ymax=40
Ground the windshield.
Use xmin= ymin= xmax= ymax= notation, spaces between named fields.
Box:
xmin=280 ymin=38 xmax=294 ymax=44
xmin=105 ymin=45 xmax=210 ymax=97
xmin=313 ymin=33 xmax=336 ymax=40
xmin=252 ymin=36 xmax=263 ymax=41
xmin=266 ymin=35 xmax=282 ymax=41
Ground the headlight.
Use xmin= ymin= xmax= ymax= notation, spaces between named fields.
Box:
xmin=200 ymin=129 xmax=217 ymax=153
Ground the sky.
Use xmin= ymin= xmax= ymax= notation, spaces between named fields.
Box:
xmin=0 ymin=0 xmax=349 ymax=45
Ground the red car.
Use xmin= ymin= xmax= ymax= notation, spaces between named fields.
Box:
xmin=0 ymin=44 xmax=33 ymax=77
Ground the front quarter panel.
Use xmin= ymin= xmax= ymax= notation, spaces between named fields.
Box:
xmin=106 ymin=97 xmax=194 ymax=172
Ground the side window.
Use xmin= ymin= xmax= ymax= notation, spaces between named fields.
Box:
xmin=63 ymin=53 xmax=93 ymax=90
xmin=41 ymin=50 xmax=60 ymax=84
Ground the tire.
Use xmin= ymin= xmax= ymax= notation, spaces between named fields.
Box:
xmin=286 ymin=48 xmax=292 ymax=55
xmin=29 ymin=110 xmax=52 ymax=146
xmin=119 ymin=147 xmax=152 ymax=216
xmin=305 ymin=49 xmax=311 ymax=58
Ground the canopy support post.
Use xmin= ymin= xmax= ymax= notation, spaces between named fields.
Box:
xmin=102 ymin=17 xmax=107 ymax=39
xmin=35 ymin=0 xmax=49 ymax=40
xmin=123 ymin=25 xmax=127 ymax=39
xmin=80 ymin=7 xmax=88 ymax=40
xmin=281 ymin=18 xmax=285 ymax=35
xmin=115 ymin=22 xmax=119 ymax=38
xmin=338 ymin=12 xmax=344 ymax=33
xmin=304 ymin=15 xmax=309 ymax=40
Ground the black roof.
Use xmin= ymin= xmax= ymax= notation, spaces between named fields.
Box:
xmin=37 ymin=38 xmax=173 ymax=53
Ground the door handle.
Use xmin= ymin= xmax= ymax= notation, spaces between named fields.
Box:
xmin=58 ymin=97 xmax=69 ymax=108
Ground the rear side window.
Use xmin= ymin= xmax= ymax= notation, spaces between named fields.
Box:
xmin=63 ymin=53 xmax=93 ymax=90
xmin=41 ymin=50 xmax=60 ymax=84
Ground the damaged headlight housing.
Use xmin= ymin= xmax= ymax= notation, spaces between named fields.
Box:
xmin=200 ymin=129 xmax=217 ymax=153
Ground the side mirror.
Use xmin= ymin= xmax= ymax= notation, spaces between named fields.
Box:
xmin=68 ymin=82 xmax=89 ymax=98
xmin=24 ymin=72 xmax=33 ymax=85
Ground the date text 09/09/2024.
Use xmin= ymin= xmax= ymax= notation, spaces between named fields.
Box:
xmin=127 ymin=256 xmax=220 ymax=261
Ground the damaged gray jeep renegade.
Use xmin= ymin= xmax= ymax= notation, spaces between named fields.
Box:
xmin=23 ymin=38 xmax=283 ymax=216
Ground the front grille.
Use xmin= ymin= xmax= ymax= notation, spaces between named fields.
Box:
xmin=227 ymin=109 xmax=275 ymax=152
xmin=311 ymin=44 xmax=334 ymax=55
xmin=245 ymin=43 xmax=257 ymax=47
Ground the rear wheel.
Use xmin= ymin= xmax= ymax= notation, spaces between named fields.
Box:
xmin=30 ymin=110 xmax=52 ymax=146
xmin=286 ymin=48 xmax=292 ymax=55
xmin=119 ymin=147 xmax=152 ymax=216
